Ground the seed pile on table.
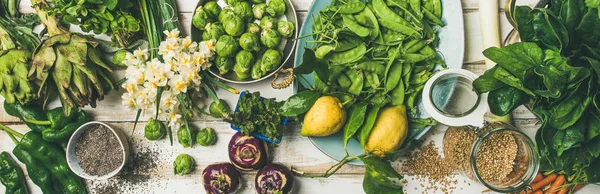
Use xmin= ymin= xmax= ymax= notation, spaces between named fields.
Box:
xmin=443 ymin=127 xmax=477 ymax=172
xmin=76 ymin=125 xmax=124 ymax=176
xmin=475 ymin=131 xmax=518 ymax=183
xmin=402 ymin=141 xmax=458 ymax=194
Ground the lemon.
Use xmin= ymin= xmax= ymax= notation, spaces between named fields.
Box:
xmin=301 ymin=96 xmax=346 ymax=137
xmin=364 ymin=105 xmax=409 ymax=157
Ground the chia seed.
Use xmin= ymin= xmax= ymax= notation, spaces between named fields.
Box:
xmin=76 ymin=124 xmax=124 ymax=176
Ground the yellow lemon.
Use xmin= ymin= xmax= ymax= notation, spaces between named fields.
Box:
xmin=364 ymin=105 xmax=409 ymax=157
xmin=301 ymin=96 xmax=346 ymax=137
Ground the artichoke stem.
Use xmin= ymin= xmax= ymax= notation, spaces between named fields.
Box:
xmin=32 ymin=0 xmax=68 ymax=36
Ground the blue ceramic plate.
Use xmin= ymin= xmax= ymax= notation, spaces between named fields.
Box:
xmin=293 ymin=0 xmax=465 ymax=165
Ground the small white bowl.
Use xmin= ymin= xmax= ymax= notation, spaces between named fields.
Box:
xmin=66 ymin=121 xmax=130 ymax=180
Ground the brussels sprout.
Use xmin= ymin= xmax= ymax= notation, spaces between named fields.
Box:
xmin=260 ymin=28 xmax=281 ymax=48
xmin=223 ymin=15 xmax=245 ymax=36
xmin=178 ymin=125 xmax=196 ymax=148
xmin=218 ymin=7 xmax=235 ymax=23
xmin=251 ymin=58 xmax=266 ymax=79
xmin=112 ymin=50 xmax=128 ymax=67
xmin=277 ymin=20 xmax=295 ymax=38
xmin=196 ymin=127 xmax=217 ymax=146
xmin=203 ymin=1 xmax=221 ymax=18
xmin=209 ymin=99 xmax=231 ymax=118
xmin=233 ymin=2 xmax=253 ymax=22
xmin=252 ymin=0 xmax=265 ymax=3
xmin=252 ymin=3 xmax=268 ymax=19
xmin=225 ymin=0 xmax=242 ymax=6
xmin=246 ymin=23 xmax=261 ymax=34
xmin=193 ymin=7 xmax=212 ymax=30
xmin=215 ymin=35 xmax=240 ymax=57
xmin=235 ymin=50 xmax=255 ymax=72
xmin=202 ymin=23 xmax=226 ymax=41
xmin=144 ymin=118 xmax=166 ymax=140
xmin=234 ymin=63 xmax=251 ymax=79
xmin=261 ymin=49 xmax=282 ymax=72
xmin=173 ymin=154 xmax=195 ymax=175
xmin=259 ymin=16 xmax=277 ymax=29
xmin=267 ymin=0 xmax=286 ymax=17
xmin=215 ymin=55 xmax=234 ymax=75
xmin=239 ymin=33 xmax=260 ymax=52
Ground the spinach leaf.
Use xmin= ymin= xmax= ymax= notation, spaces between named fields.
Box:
xmin=588 ymin=136 xmax=600 ymax=158
xmin=483 ymin=42 xmax=543 ymax=80
xmin=514 ymin=6 xmax=569 ymax=51
xmin=552 ymin=120 xmax=586 ymax=156
xmin=280 ymin=90 xmax=321 ymax=116
xmin=587 ymin=110 xmax=600 ymax=141
xmin=488 ymin=86 xmax=530 ymax=116
xmin=361 ymin=157 xmax=404 ymax=194
xmin=473 ymin=66 xmax=506 ymax=94
xmin=550 ymin=93 xmax=591 ymax=129
xmin=587 ymin=158 xmax=600 ymax=182
xmin=583 ymin=57 xmax=600 ymax=80
xmin=295 ymin=48 xmax=330 ymax=82
xmin=492 ymin=67 xmax=536 ymax=96
xmin=559 ymin=0 xmax=585 ymax=33
xmin=576 ymin=8 xmax=600 ymax=48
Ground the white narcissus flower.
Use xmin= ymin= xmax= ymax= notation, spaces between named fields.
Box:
xmin=133 ymin=48 xmax=149 ymax=62
xmin=165 ymin=29 xmax=180 ymax=39
xmin=181 ymin=37 xmax=198 ymax=52
xmin=168 ymin=112 xmax=183 ymax=130
xmin=125 ymin=66 xmax=145 ymax=85
xmin=121 ymin=92 xmax=137 ymax=109
xmin=169 ymin=75 xmax=189 ymax=94
xmin=159 ymin=38 xmax=181 ymax=59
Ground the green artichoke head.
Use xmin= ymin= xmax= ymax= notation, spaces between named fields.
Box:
xmin=30 ymin=33 xmax=115 ymax=116
xmin=144 ymin=118 xmax=166 ymax=140
xmin=0 ymin=49 xmax=38 ymax=104
xmin=196 ymin=127 xmax=217 ymax=146
xmin=173 ymin=154 xmax=195 ymax=175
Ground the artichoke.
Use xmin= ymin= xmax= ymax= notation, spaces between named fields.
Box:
xmin=0 ymin=49 xmax=39 ymax=104
xmin=30 ymin=33 xmax=115 ymax=115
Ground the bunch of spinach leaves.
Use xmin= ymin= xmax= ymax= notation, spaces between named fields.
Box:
xmin=228 ymin=91 xmax=287 ymax=142
xmin=473 ymin=0 xmax=600 ymax=183
xmin=47 ymin=0 xmax=141 ymax=47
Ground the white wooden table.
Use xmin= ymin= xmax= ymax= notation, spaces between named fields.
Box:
xmin=1 ymin=0 xmax=598 ymax=193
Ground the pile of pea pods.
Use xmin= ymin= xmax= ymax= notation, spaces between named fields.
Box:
xmin=307 ymin=0 xmax=445 ymax=115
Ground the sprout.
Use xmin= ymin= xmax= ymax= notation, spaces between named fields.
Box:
xmin=203 ymin=1 xmax=221 ymax=18
xmin=255 ymin=163 xmax=295 ymax=194
xmin=252 ymin=3 xmax=268 ymax=19
xmin=252 ymin=0 xmax=265 ymax=3
xmin=251 ymin=58 xmax=266 ymax=79
xmin=223 ymin=15 xmax=245 ymax=36
xmin=260 ymin=49 xmax=282 ymax=72
xmin=267 ymin=0 xmax=286 ymax=17
xmin=234 ymin=63 xmax=251 ymax=80
xmin=233 ymin=1 xmax=253 ymax=22
xmin=260 ymin=28 xmax=281 ymax=49
xmin=202 ymin=23 xmax=226 ymax=41
xmin=215 ymin=35 xmax=240 ymax=57
xmin=112 ymin=50 xmax=128 ymax=67
xmin=144 ymin=118 xmax=166 ymax=140
xmin=277 ymin=20 xmax=295 ymax=38
xmin=228 ymin=132 xmax=269 ymax=170
xmin=235 ymin=50 xmax=255 ymax=72
xmin=260 ymin=16 xmax=277 ymax=29
xmin=224 ymin=0 xmax=242 ymax=6
xmin=178 ymin=125 xmax=196 ymax=148
xmin=239 ymin=33 xmax=260 ymax=52
xmin=246 ymin=23 xmax=261 ymax=34
xmin=202 ymin=162 xmax=241 ymax=193
xmin=218 ymin=7 xmax=235 ymax=23
xmin=193 ymin=7 xmax=212 ymax=30
xmin=173 ymin=154 xmax=195 ymax=176
xmin=196 ymin=127 xmax=217 ymax=146
xmin=215 ymin=55 xmax=234 ymax=75
xmin=209 ymin=99 xmax=231 ymax=118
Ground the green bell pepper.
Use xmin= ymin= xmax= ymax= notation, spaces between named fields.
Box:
xmin=12 ymin=145 xmax=63 ymax=194
xmin=23 ymin=107 xmax=76 ymax=129
xmin=41 ymin=111 xmax=88 ymax=142
xmin=0 ymin=152 xmax=29 ymax=194
xmin=3 ymin=101 xmax=48 ymax=133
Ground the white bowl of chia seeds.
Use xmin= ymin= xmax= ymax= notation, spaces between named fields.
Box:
xmin=66 ymin=121 xmax=130 ymax=180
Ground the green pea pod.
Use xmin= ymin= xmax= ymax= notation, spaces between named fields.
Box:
xmin=19 ymin=132 xmax=86 ymax=194
xmin=382 ymin=31 xmax=406 ymax=44
xmin=385 ymin=61 xmax=404 ymax=92
xmin=410 ymin=0 xmax=421 ymax=17
xmin=378 ymin=19 xmax=420 ymax=37
xmin=370 ymin=92 xmax=390 ymax=107
xmin=334 ymin=1 xmax=366 ymax=14
xmin=390 ymin=78 xmax=405 ymax=106
xmin=337 ymin=73 xmax=352 ymax=90
xmin=0 ymin=152 xmax=29 ymax=194
xmin=4 ymin=102 xmax=48 ymax=133
xmin=358 ymin=61 xmax=385 ymax=75
xmin=402 ymin=53 xmax=435 ymax=63
xmin=432 ymin=0 xmax=442 ymax=18
xmin=423 ymin=0 xmax=434 ymax=13
xmin=353 ymin=14 xmax=374 ymax=28
xmin=280 ymin=90 xmax=321 ymax=116
xmin=13 ymin=145 xmax=63 ymax=194
xmin=333 ymin=36 xmax=363 ymax=52
xmin=357 ymin=6 xmax=380 ymax=41
xmin=358 ymin=106 xmax=381 ymax=148
xmin=365 ymin=72 xmax=381 ymax=89
xmin=328 ymin=43 xmax=367 ymax=64
xmin=328 ymin=66 xmax=347 ymax=83
xmin=404 ymin=39 xmax=428 ymax=53
xmin=42 ymin=111 xmax=88 ymax=142
xmin=423 ymin=8 xmax=443 ymax=26
xmin=407 ymin=85 xmax=424 ymax=114
xmin=343 ymin=102 xmax=368 ymax=151
xmin=342 ymin=15 xmax=370 ymax=37
xmin=345 ymin=69 xmax=364 ymax=96
xmin=372 ymin=0 xmax=410 ymax=26
xmin=315 ymin=45 xmax=335 ymax=59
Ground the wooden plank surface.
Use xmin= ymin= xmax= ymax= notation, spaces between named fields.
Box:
xmin=2 ymin=0 xmax=599 ymax=193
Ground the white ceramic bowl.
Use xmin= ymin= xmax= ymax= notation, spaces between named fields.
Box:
xmin=66 ymin=121 xmax=130 ymax=180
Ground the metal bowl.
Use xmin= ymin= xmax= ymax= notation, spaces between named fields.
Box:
xmin=191 ymin=0 xmax=298 ymax=84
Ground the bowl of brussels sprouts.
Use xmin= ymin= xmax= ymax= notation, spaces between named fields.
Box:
xmin=191 ymin=0 xmax=298 ymax=84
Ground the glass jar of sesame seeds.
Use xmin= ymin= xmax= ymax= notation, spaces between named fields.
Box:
xmin=422 ymin=69 xmax=540 ymax=193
